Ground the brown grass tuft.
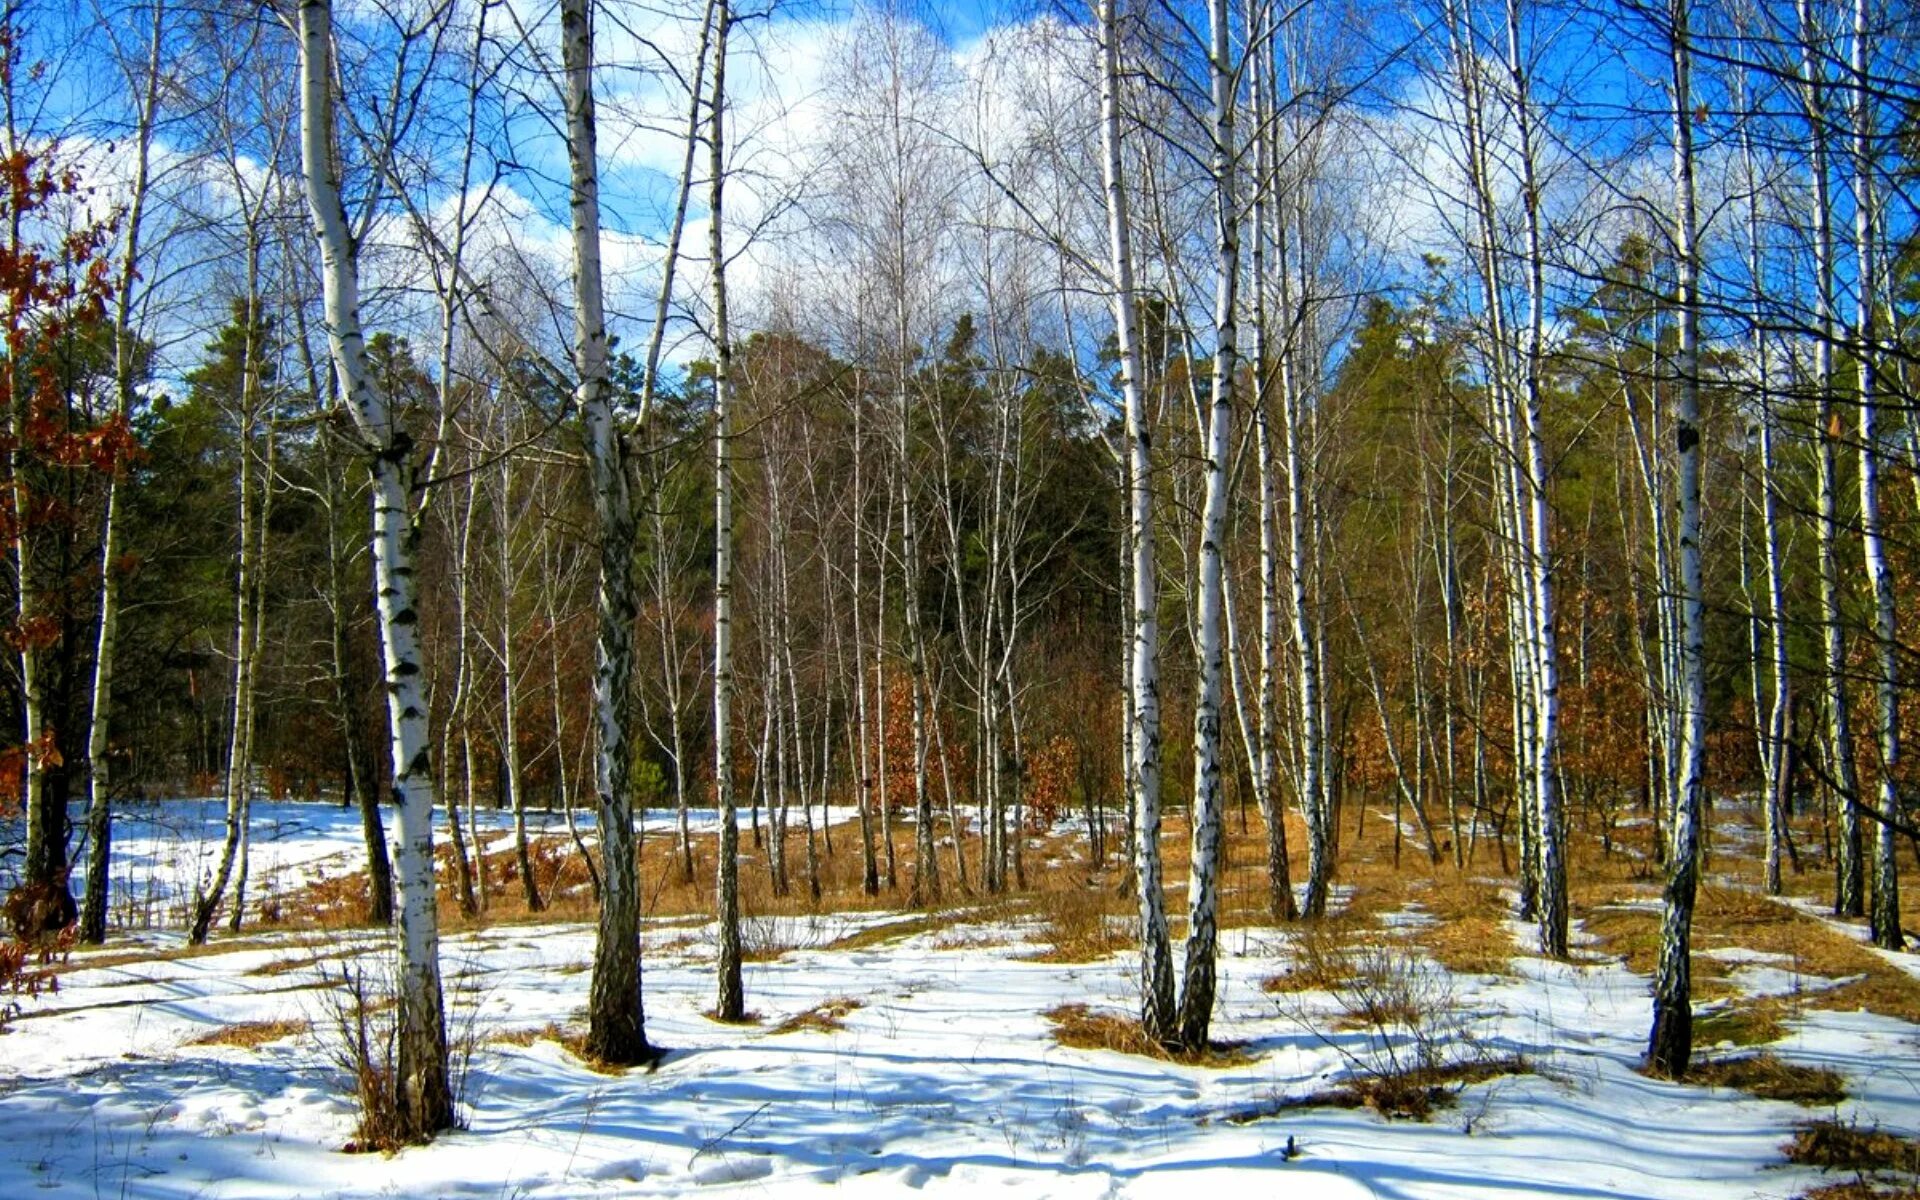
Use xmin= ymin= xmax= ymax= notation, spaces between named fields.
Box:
xmin=1796 ymin=1183 xmax=1920 ymax=1200
xmin=492 ymin=1022 xmax=644 ymax=1074
xmin=1787 ymin=1121 xmax=1920 ymax=1175
xmin=1694 ymin=998 xmax=1793 ymax=1047
xmin=1414 ymin=878 xmax=1519 ymax=977
xmin=1044 ymin=1003 xmax=1257 ymax=1067
xmin=1230 ymin=1056 xmax=1532 ymax=1123
xmin=1026 ymin=885 xmax=1133 ymax=962
xmin=1786 ymin=1119 xmax=1920 ymax=1200
xmin=189 ymin=1017 xmax=310 ymax=1048
xmin=1685 ymin=1053 xmax=1846 ymax=1106
xmin=773 ymin=997 xmax=863 ymax=1035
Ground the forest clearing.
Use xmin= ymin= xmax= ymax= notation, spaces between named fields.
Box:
xmin=3 ymin=0 xmax=1920 ymax=1194
xmin=2 ymin=796 xmax=1916 ymax=1198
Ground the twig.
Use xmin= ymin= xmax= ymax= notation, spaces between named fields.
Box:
xmin=687 ymin=1102 xmax=771 ymax=1168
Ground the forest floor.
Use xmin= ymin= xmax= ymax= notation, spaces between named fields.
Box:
xmin=2 ymin=797 xmax=1918 ymax=1198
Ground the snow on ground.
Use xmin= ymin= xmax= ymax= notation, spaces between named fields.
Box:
xmin=5 ymin=914 xmax=1910 ymax=1199
xmin=1 ymin=802 xmax=1916 ymax=1198
xmin=9 ymin=799 xmax=854 ymax=930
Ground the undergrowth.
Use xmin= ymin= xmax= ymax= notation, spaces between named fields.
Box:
xmin=1787 ymin=1119 xmax=1920 ymax=1199
xmin=1044 ymin=1003 xmax=1257 ymax=1067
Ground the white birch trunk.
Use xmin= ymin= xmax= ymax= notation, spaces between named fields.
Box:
xmin=560 ymin=0 xmax=651 ymax=1063
xmin=191 ymin=257 xmax=264 ymax=947
xmin=80 ymin=0 xmax=165 ymax=942
xmin=1738 ymin=94 xmax=1792 ymax=897
xmin=444 ymin=467 xmax=480 ymax=917
xmin=708 ymin=0 xmax=744 ymax=1023
xmin=497 ymin=456 xmax=539 ymax=913
xmin=1503 ymin=0 xmax=1566 ymax=958
xmin=1099 ymin=0 xmax=1175 ymax=1041
xmin=296 ymin=0 xmax=451 ymax=1134
xmin=1850 ymin=0 xmax=1901 ymax=951
xmin=1175 ymin=0 xmax=1238 ymax=1051
xmin=849 ymin=391 xmax=880 ymax=894
xmin=1800 ymin=0 xmax=1864 ymax=918
xmin=1649 ymin=0 xmax=1708 ymax=1078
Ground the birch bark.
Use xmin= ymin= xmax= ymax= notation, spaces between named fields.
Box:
xmin=296 ymin=0 xmax=452 ymax=1134
xmin=560 ymin=0 xmax=651 ymax=1063
xmin=1098 ymin=0 xmax=1174 ymax=1042
xmin=1648 ymin=0 xmax=1709 ymax=1078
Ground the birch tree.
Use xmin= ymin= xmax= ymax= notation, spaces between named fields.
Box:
xmin=1848 ymin=0 xmax=1900 ymax=951
xmin=295 ymin=0 xmax=452 ymax=1137
xmin=1174 ymin=0 xmax=1241 ymax=1050
xmin=709 ymin=0 xmax=746 ymax=1024
xmin=562 ymin=0 xmax=652 ymax=1065
xmin=79 ymin=0 xmax=168 ymax=943
xmin=1647 ymin=0 xmax=1709 ymax=1080
xmin=1098 ymin=0 xmax=1174 ymax=1042
xmin=1797 ymin=0 xmax=1865 ymax=920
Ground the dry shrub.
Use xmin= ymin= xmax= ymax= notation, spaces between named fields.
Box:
xmin=1288 ymin=1057 xmax=1531 ymax=1121
xmin=285 ymin=871 xmax=375 ymax=930
xmin=738 ymin=912 xmax=834 ymax=962
xmin=4 ymin=881 xmax=76 ymax=939
xmin=1261 ymin=918 xmax=1372 ymax=994
xmin=320 ymin=965 xmax=409 ymax=1153
xmin=773 ymin=997 xmax=862 ymax=1035
xmin=1226 ymin=1056 xmax=1530 ymax=1125
xmin=0 ymin=923 xmax=70 ymax=1031
xmin=1044 ymin=1003 xmax=1256 ymax=1067
xmin=1269 ymin=930 xmax=1523 ymax=1121
xmin=191 ymin=1017 xmax=311 ymax=1049
xmin=1686 ymin=1053 xmax=1845 ymax=1106
xmin=318 ymin=960 xmax=484 ymax=1152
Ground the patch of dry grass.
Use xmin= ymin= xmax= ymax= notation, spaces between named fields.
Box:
xmin=1797 ymin=1183 xmax=1920 ymax=1200
xmin=1786 ymin=1119 xmax=1920 ymax=1200
xmin=1685 ymin=1053 xmax=1846 ymax=1106
xmin=1044 ymin=1003 xmax=1257 ymax=1067
xmin=1695 ymin=998 xmax=1794 ymax=1047
xmin=492 ymin=1022 xmax=653 ymax=1074
xmin=1026 ymin=885 xmax=1133 ymax=962
xmin=490 ymin=1026 xmax=544 ymax=1047
xmin=772 ymin=997 xmax=862 ymax=1035
xmin=1573 ymin=881 xmax=1920 ymax=1026
xmin=821 ymin=913 xmax=951 ymax=953
xmin=1414 ymin=877 xmax=1519 ymax=977
xmin=1788 ymin=1122 xmax=1920 ymax=1173
xmin=1261 ymin=918 xmax=1375 ymax=994
xmin=189 ymin=1017 xmax=310 ymax=1048
xmin=1229 ymin=1056 xmax=1532 ymax=1123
